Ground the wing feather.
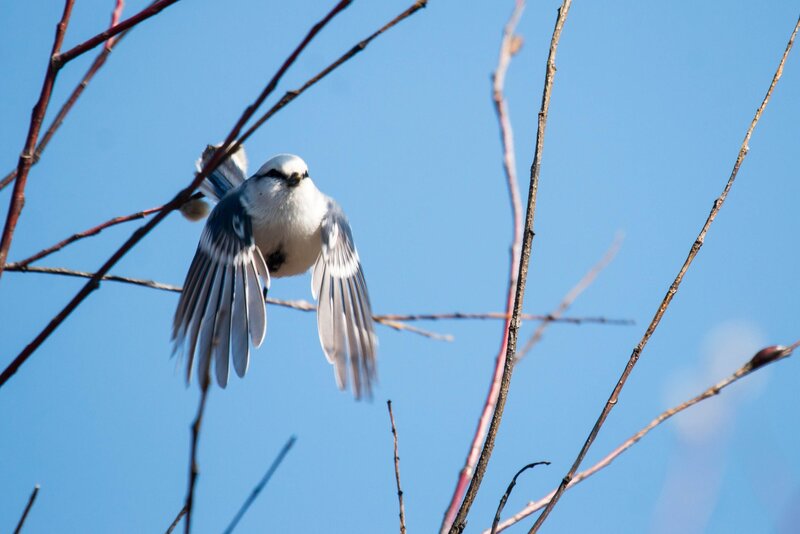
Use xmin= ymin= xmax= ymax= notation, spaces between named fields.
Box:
xmin=172 ymin=190 xmax=269 ymax=386
xmin=313 ymin=199 xmax=377 ymax=398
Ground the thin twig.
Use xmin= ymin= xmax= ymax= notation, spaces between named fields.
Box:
xmin=490 ymin=341 xmax=799 ymax=533
xmin=491 ymin=462 xmax=549 ymax=534
xmin=54 ymin=0 xmax=181 ymax=67
xmin=184 ymin=384 xmax=209 ymax=534
xmin=441 ymin=2 xmax=525 ymax=530
xmin=13 ymin=484 xmax=40 ymax=534
xmin=516 ymin=234 xmax=622 ymax=361
xmin=372 ymin=312 xmax=632 ymax=326
xmin=449 ymin=2 xmax=572 ymax=532
xmin=0 ymin=1 xmax=141 ymax=192
xmin=387 ymin=401 xmax=407 ymax=534
xmin=165 ymin=505 xmax=187 ymax=534
xmin=529 ymin=15 xmax=800 ymax=533
xmin=0 ymin=0 xmax=76 ymax=282
xmin=222 ymin=436 xmax=297 ymax=534
xmin=3 ymin=264 xmax=450 ymax=340
xmin=1 ymin=0 xmax=428 ymax=389
xmin=6 ymin=199 xmax=183 ymax=268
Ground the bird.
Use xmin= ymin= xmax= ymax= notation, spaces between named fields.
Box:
xmin=172 ymin=145 xmax=377 ymax=399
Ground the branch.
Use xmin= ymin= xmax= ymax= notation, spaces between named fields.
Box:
xmin=491 ymin=462 xmax=549 ymax=534
xmin=516 ymin=234 xmax=622 ymax=361
xmin=0 ymin=0 xmax=76 ymax=281
xmin=0 ymin=0 xmax=429 ymax=390
xmin=387 ymin=401 xmax=407 ymax=534
xmin=448 ymin=2 xmax=573 ymax=531
xmin=441 ymin=1 xmax=525 ymax=530
xmin=2 ymin=264 xmax=450 ymax=340
xmin=370 ymin=312 xmax=631 ymax=326
xmin=184 ymin=385 xmax=209 ymax=534
xmin=13 ymin=484 xmax=40 ymax=534
xmin=491 ymin=341 xmax=800 ymax=533
xmin=529 ymin=15 xmax=800 ymax=533
xmin=0 ymin=1 xmax=139 ymax=192
xmin=165 ymin=505 xmax=187 ymax=534
xmin=222 ymin=436 xmax=297 ymax=534
xmin=54 ymin=0 xmax=181 ymax=67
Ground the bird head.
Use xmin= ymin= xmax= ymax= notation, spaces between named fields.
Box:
xmin=254 ymin=154 xmax=309 ymax=188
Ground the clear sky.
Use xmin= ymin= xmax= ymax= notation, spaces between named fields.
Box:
xmin=1 ymin=1 xmax=798 ymax=533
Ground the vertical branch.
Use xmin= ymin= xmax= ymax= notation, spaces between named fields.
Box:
xmin=184 ymin=384 xmax=210 ymax=534
xmin=0 ymin=0 xmax=75 ymax=281
xmin=440 ymin=1 xmax=525 ymax=530
xmin=387 ymin=401 xmax=407 ymax=534
xmin=449 ymin=2 xmax=573 ymax=532
xmin=13 ymin=484 xmax=40 ymax=534
xmin=222 ymin=435 xmax=297 ymax=534
xmin=528 ymin=14 xmax=800 ymax=533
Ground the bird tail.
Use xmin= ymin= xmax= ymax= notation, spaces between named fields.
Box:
xmin=196 ymin=143 xmax=249 ymax=202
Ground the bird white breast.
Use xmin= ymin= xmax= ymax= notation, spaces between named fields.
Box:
xmin=244 ymin=178 xmax=329 ymax=278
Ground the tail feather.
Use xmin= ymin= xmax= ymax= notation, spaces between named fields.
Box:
xmin=196 ymin=144 xmax=249 ymax=202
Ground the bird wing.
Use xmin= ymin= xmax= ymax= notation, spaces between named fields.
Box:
xmin=172 ymin=190 xmax=270 ymax=388
xmin=312 ymin=200 xmax=377 ymax=399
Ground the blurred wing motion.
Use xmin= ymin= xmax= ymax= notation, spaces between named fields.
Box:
xmin=172 ymin=193 xmax=270 ymax=388
xmin=312 ymin=200 xmax=377 ymax=399
xmin=196 ymin=143 xmax=249 ymax=201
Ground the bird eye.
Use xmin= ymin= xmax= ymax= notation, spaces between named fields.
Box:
xmin=261 ymin=168 xmax=284 ymax=179
xmin=303 ymin=170 xmax=309 ymax=178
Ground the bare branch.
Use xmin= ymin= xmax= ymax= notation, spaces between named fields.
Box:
xmin=0 ymin=0 xmax=76 ymax=281
xmin=440 ymin=2 xmax=525 ymax=529
xmin=529 ymin=15 xmax=800 ymax=533
xmin=371 ymin=312 xmax=632 ymax=326
xmin=184 ymin=384 xmax=210 ymax=534
xmin=387 ymin=401 xmax=407 ymax=534
xmin=0 ymin=1 xmax=141 ymax=192
xmin=0 ymin=0 xmax=428 ymax=389
xmin=13 ymin=484 xmax=40 ymax=534
xmin=516 ymin=234 xmax=622 ymax=361
xmin=448 ymin=2 xmax=573 ymax=531
xmin=491 ymin=462 xmax=549 ymax=534
xmin=223 ymin=436 xmax=297 ymax=534
xmin=2 ymin=264 xmax=448 ymax=341
xmin=165 ymin=505 xmax=187 ymax=534
xmin=490 ymin=341 xmax=799 ymax=533
xmin=54 ymin=0 xmax=181 ymax=67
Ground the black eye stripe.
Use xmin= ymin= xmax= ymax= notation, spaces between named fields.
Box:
xmin=261 ymin=168 xmax=285 ymax=179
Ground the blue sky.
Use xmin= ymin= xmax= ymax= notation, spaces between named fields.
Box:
xmin=1 ymin=1 xmax=798 ymax=533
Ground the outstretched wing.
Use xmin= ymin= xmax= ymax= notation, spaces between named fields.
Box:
xmin=312 ymin=200 xmax=377 ymax=399
xmin=172 ymin=191 xmax=269 ymax=388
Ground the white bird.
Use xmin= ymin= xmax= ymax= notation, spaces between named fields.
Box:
xmin=172 ymin=146 xmax=377 ymax=398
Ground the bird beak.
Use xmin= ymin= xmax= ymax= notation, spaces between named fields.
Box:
xmin=286 ymin=172 xmax=302 ymax=187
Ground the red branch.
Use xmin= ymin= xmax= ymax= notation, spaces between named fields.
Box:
xmin=0 ymin=1 xmax=76 ymax=281
xmin=440 ymin=2 xmax=524 ymax=531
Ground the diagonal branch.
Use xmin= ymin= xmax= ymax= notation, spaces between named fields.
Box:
xmin=13 ymin=484 xmax=40 ymax=534
xmin=448 ymin=2 xmax=573 ymax=532
xmin=491 ymin=462 xmax=549 ymax=534
xmin=528 ymin=14 xmax=800 ymax=533
xmin=490 ymin=341 xmax=799 ymax=533
xmin=184 ymin=383 xmax=209 ymax=534
xmin=0 ymin=0 xmax=427 ymax=390
xmin=222 ymin=436 xmax=297 ymax=534
xmin=516 ymin=234 xmax=622 ymax=361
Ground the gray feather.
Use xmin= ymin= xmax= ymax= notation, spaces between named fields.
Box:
xmin=213 ymin=265 xmax=234 ymax=387
xmin=230 ymin=262 xmax=250 ymax=377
